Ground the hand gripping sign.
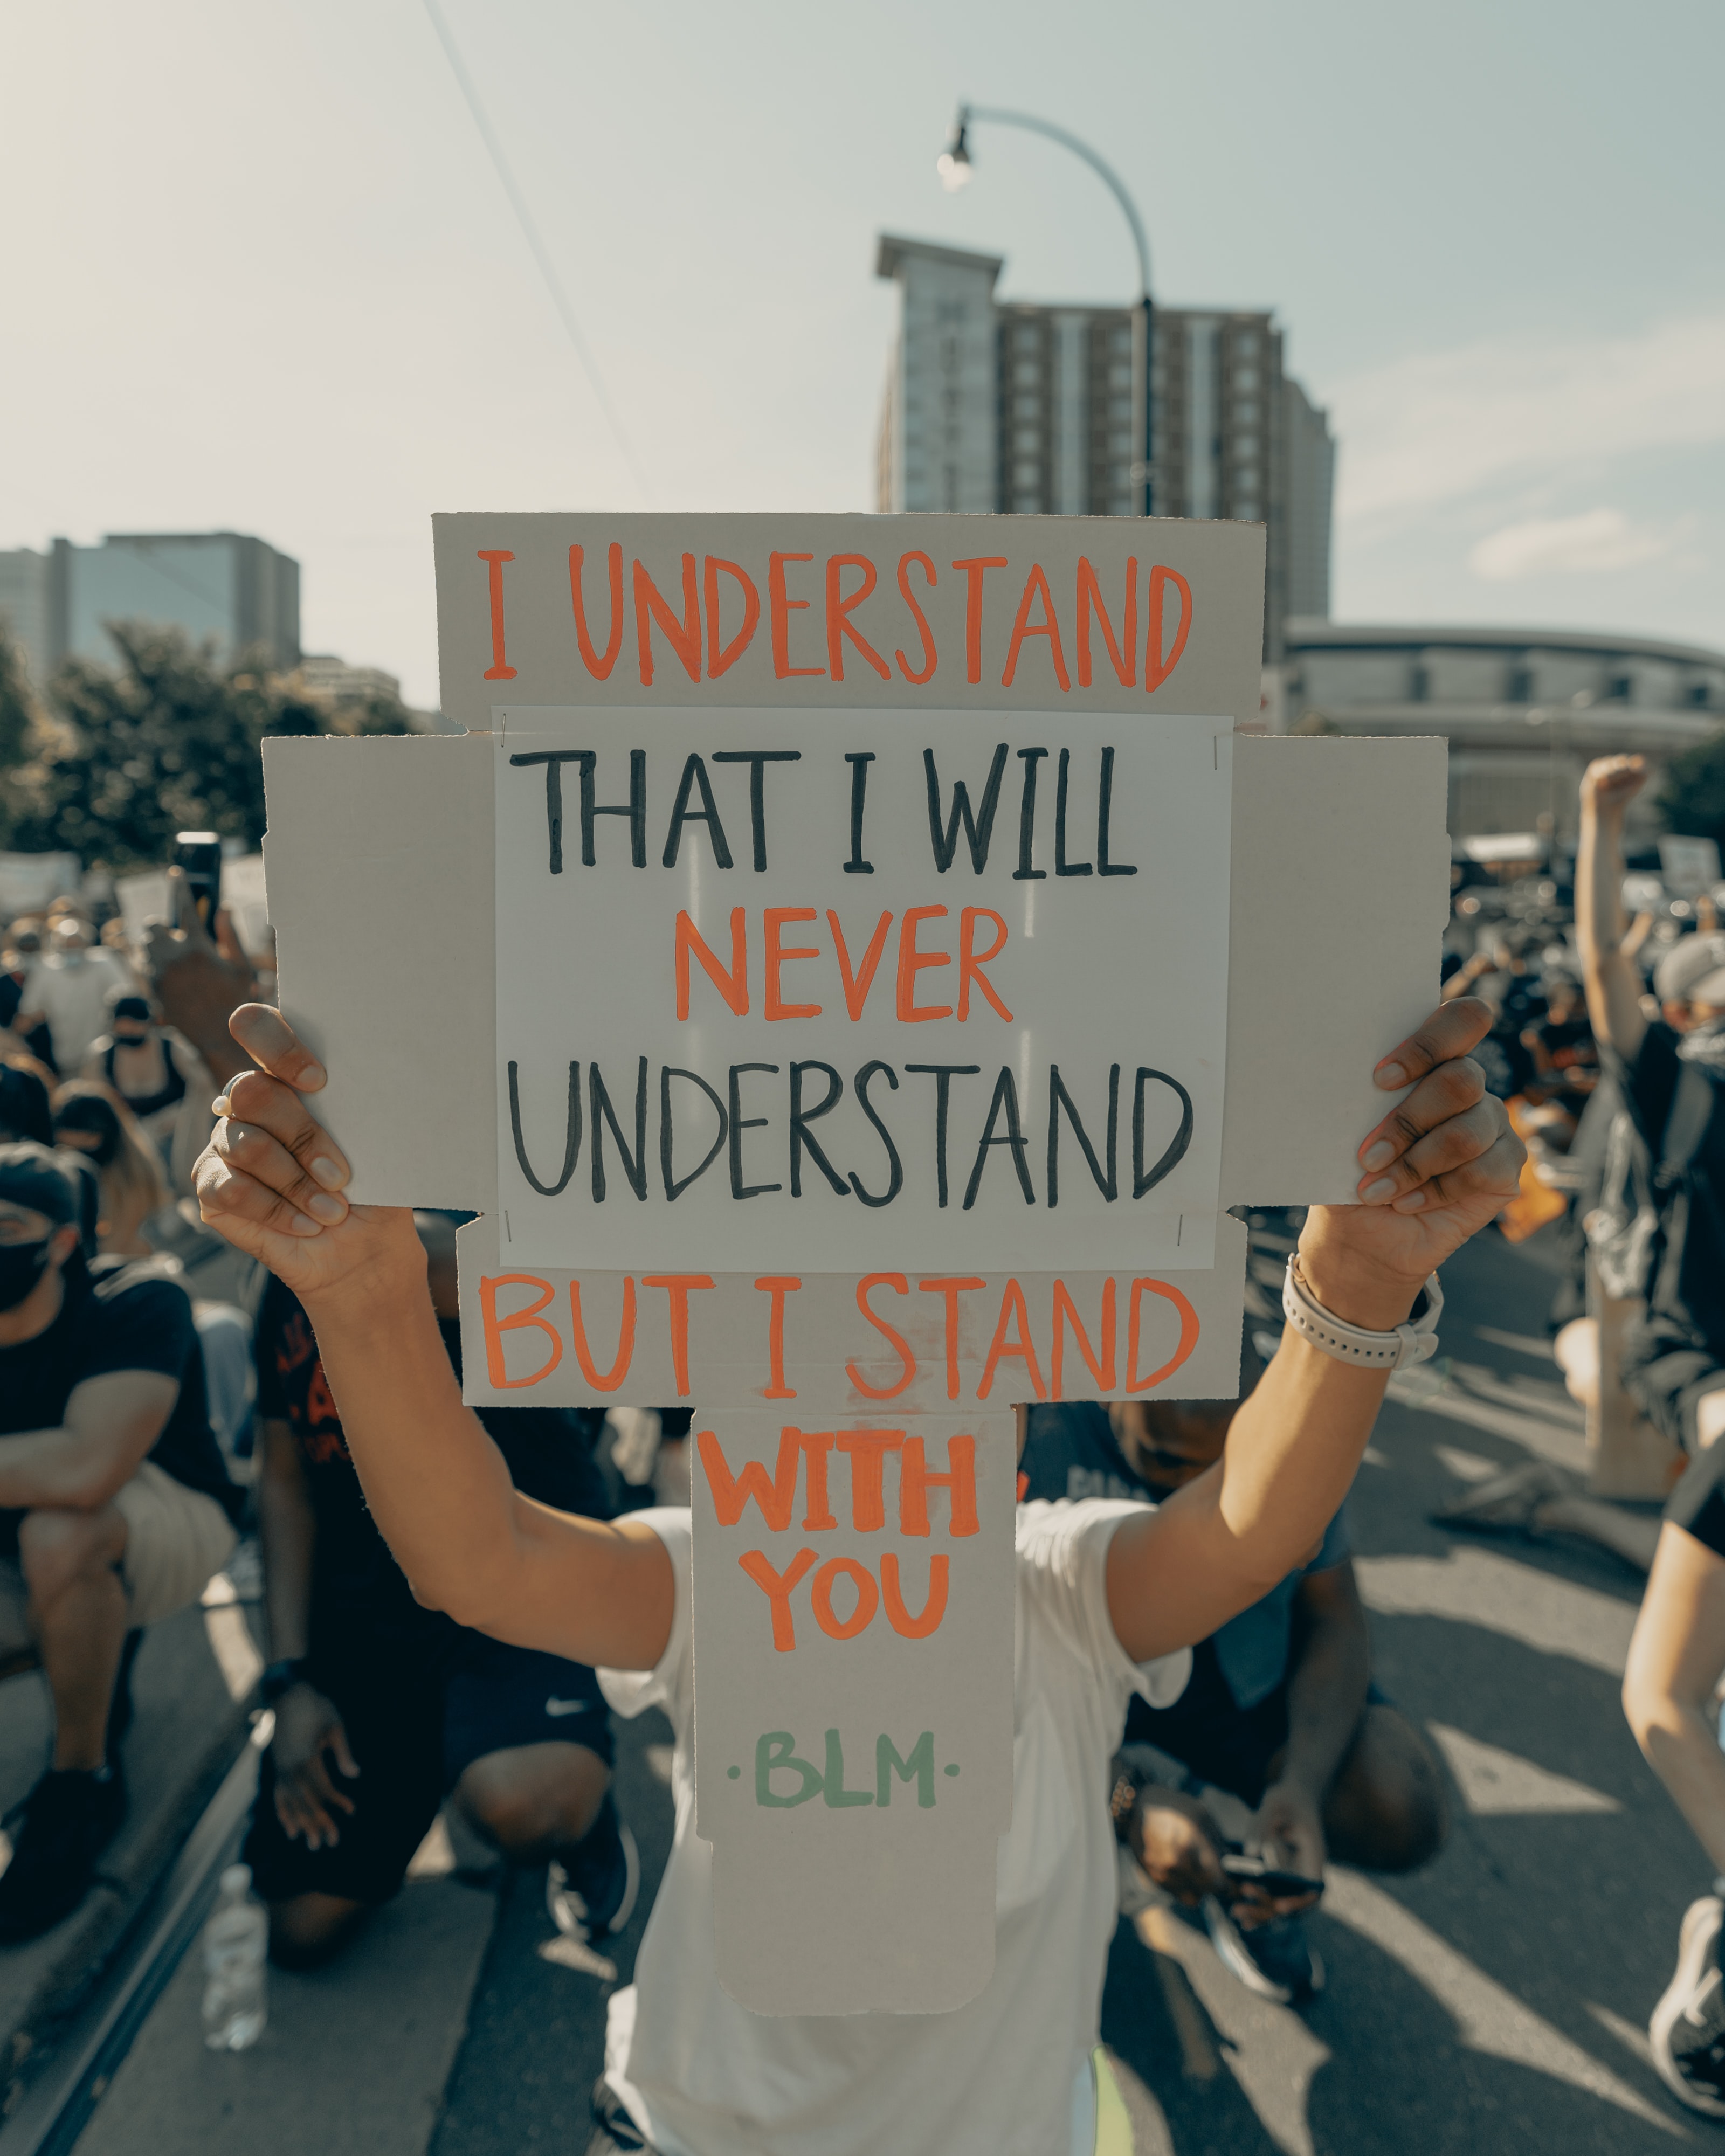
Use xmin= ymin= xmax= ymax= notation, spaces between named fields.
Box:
xmin=260 ymin=512 xmax=1449 ymax=2014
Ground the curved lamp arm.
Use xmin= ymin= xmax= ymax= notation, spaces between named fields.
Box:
xmin=957 ymin=103 xmax=1151 ymax=299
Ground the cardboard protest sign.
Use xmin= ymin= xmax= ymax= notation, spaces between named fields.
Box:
xmin=260 ymin=509 xmax=1450 ymax=2016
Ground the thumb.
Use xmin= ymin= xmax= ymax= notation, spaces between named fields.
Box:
xmin=213 ymin=907 xmax=251 ymax=971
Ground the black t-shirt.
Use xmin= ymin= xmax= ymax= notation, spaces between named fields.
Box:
xmin=1614 ymin=1022 xmax=1725 ymax=1349
xmin=1665 ymin=1431 xmax=1725 ymax=1558
xmin=1530 ymin=1015 xmax=1598 ymax=1084
xmin=0 ymin=1256 xmax=240 ymax=1521
xmin=253 ymin=1276 xmax=611 ymax=1652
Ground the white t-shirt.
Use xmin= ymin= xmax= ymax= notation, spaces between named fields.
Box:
xmin=599 ymin=1498 xmax=1188 ymax=2156
xmin=20 ymin=951 xmax=130 ymax=1072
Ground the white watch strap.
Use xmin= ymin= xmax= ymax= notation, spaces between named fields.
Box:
xmin=1281 ymin=1255 xmax=1442 ymax=1371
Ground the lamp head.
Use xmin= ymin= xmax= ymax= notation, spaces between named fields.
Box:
xmin=937 ymin=110 xmax=972 ymax=192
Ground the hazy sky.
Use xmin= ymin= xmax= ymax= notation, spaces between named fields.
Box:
xmin=6 ymin=0 xmax=1722 ymax=706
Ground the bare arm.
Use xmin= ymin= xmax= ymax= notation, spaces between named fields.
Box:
xmin=1576 ymin=755 xmax=1648 ymax=1060
xmin=1108 ymin=1000 xmax=1523 ymax=1661
xmin=0 ymin=1371 xmax=176 ymax=1510
xmin=192 ymin=1007 xmax=674 ymax=1671
xmin=1623 ymin=1522 xmax=1725 ymax=1878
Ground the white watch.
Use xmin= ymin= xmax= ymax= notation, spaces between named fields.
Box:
xmin=1281 ymin=1255 xmax=1442 ymax=1371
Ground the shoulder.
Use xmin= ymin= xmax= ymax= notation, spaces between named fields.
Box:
xmin=89 ymin=1256 xmax=194 ymax=1324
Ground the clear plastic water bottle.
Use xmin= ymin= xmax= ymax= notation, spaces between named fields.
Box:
xmin=201 ymin=1863 xmax=267 ymax=2051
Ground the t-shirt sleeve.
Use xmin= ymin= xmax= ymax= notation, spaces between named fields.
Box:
xmin=1310 ymin=1503 xmax=1351 ymax=1571
xmin=1665 ymin=1440 xmax=1725 ymax=1561
xmin=597 ymin=1507 xmax=693 ymax=1724
xmin=1015 ymin=1498 xmax=1191 ymax=1713
xmin=85 ymin=1277 xmax=196 ymax=1386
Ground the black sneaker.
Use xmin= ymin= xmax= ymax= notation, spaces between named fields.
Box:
xmin=546 ymin=1792 xmax=640 ymax=1948
xmin=0 ymin=1766 xmax=127 ymax=1944
xmin=1651 ymin=1895 xmax=1725 ymax=2118
xmin=1203 ymin=1896 xmax=1325 ymax=2005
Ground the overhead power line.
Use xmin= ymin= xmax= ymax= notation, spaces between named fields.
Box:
xmin=421 ymin=0 xmax=652 ymax=504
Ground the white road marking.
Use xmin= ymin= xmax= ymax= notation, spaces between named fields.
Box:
xmin=1356 ymin=1547 xmax=1637 ymax=1676
xmin=1389 ymin=1365 xmax=1588 ymax=1470
xmin=1434 ymin=1444 xmax=1503 ymax=1483
xmin=1428 ymin=1722 xmax=1620 ymax=1814
xmin=1324 ymin=1869 xmax=1683 ymax=2134
xmin=1587 ymin=1999 xmax=1659 ymax=2072
xmin=1474 ymin=1326 xmax=1558 ymax=1362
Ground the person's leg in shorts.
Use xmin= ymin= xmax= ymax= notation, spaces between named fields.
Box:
xmin=443 ymin=1634 xmax=637 ymax=1948
xmin=0 ymin=1462 xmax=235 ymax=1942
xmin=243 ymin=1654 xmax=447 ymax=1968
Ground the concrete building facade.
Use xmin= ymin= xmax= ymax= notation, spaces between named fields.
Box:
xmin=1284 ymin=621 xmax=1725 ymax=845
xmin=874 ymin=233 xmax=1335 ymax=656
xmin=0 ymin=531 xmax=300 ymax=682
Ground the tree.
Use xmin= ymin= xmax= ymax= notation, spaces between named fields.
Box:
xmin=0 ymin=622 xmax=413 ymax=872
xmin=0 ymin=624 xmax=38 ymax=785
xmin=1659 ymin=728 xmax=1725 ymax=853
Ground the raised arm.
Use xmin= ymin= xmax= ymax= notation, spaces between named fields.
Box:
xmin=192 ymin=1008 xmax=674 ymax=1672
xmin=1107 ymin=998 xmax=1523 ymax=1661
xmin=1576 ymin=755 xmax=1650 ymax=1060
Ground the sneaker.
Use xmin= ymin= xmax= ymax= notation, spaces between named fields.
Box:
xmin=1650 ymin=1895 xmax=1725 ymax=2117
xmin=1203 ymin=1896 xmax=1324 ymax=2005
xmin=0 ymin=1767 xmax=127 ymax=1944
xmin=547 ymin=1793 xmax=640 ymax=1947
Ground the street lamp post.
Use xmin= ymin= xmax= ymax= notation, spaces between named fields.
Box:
xmin=939 ymin=104 xmax=1155 ymax=518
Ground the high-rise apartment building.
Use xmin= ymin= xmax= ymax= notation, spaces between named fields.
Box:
xmin=0 ymin=530 xmax=300 ymax=683
xmin=874 ymin=234 xmax=1334 ymax=657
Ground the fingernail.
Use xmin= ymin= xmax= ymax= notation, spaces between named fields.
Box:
xmin=308 ymin=1155 xmax=348 ymax=1190
xmin=1361 ymin=1139 xmax=1395 ymax=1171
xmin=306 ymin=1191 xmax=347 ymax=1225
xmin=287 ymin=1211 xmax=325 ymax=1236
xmin=1375 ymin=1062 xmax=1407 ymax=1090
xmin=298 ymin=1060 xmax=328 ymax=1090
xmin=1361 ymin=1176 xmax=1398 ymax=1204
xmin=1393 ymin=1188 xmax=1427 ymax=1212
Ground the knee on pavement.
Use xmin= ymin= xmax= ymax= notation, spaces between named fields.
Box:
xmin=1327 ymin=1703 xmax=1448 ymax=1872
xmin=453 ymin=1740 xmax=610 ymax=1858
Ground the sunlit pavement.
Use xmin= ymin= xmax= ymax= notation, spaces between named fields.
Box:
xmin=69 ymin=1226 xmax=1705 ymax=2154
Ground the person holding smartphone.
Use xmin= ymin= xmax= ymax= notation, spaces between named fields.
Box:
xmin=1023 ymin=1316 xmax=1447 ymax=2005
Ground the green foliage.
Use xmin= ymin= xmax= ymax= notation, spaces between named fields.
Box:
xmin=0 ymin=625 xmax=38 ymax=785
xmin=1658 ymin=729 xmax=1725 ymax=852
xmin=0 ymin=622 xmax=414 ymax=872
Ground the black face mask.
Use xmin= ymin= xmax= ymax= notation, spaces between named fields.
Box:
xmin=0 ymin=1239 xmax=51 ymax=1314
xmin=112 ymin=1029 xmax=149 ymax=1047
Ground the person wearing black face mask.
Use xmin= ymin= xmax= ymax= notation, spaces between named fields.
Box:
xmin=82 ymin=992 xmax=209 ymax=1190
xmin=0 ymin=1143 xmax=240 ymax=1942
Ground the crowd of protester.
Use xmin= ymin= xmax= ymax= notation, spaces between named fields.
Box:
xmin=1 ymin=751 xmax=1723 ymax=2140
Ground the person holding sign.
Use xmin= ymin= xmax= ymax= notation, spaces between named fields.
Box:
xmin=190 ymin=996 xmax=1520 ymax=2156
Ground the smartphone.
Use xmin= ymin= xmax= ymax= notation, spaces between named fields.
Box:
xmin=1220 ymin=1851 xmax=1324 ymax=1901
xmin=174 ymin=831 xmax=223 ymax=930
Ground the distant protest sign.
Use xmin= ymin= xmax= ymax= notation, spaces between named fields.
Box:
xmin=259 ymin=510 xmax=1450 ymax=2013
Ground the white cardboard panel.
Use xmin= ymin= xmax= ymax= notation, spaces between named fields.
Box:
xmin=690 ymin=1409 xmax=1018 ymax=2013
xmin=262 ymin=734 xmax=1444 ymax=1220
xmin=454 ymin=1213 xmax=1248 ymax=1412
xmin=263 ymin=733 xmax=496 ymax=1208
xmin=1219 ymin=735 xmax=1449 ymax=1204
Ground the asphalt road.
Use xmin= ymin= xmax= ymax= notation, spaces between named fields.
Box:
xmin=72 ymin=1224 xmax=1710 ymax=2155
